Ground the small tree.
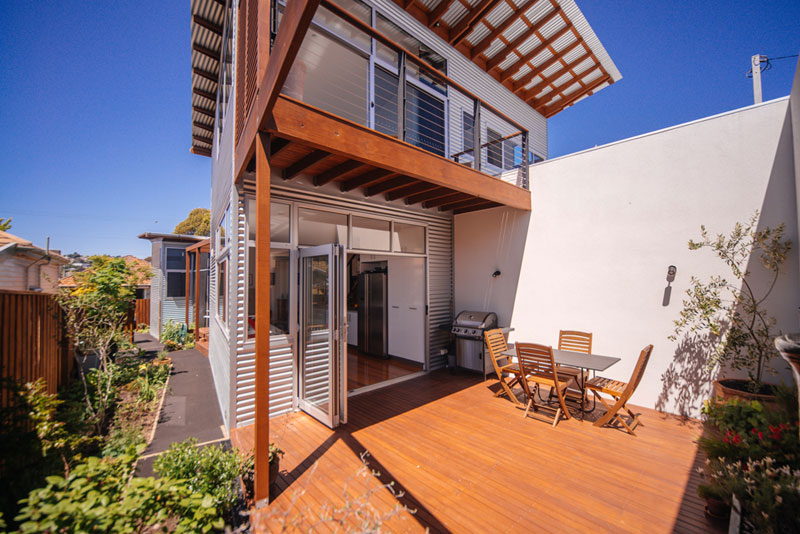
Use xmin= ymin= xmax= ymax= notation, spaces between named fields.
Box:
xmin=55 ymin=256 xmax=142 ymax=432
xmin=671 ymin=211 xmax=791 ymax=391
xmin=174 ymin=208 xmax=210 ymax=236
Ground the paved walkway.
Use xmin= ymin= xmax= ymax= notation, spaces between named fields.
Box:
xmin=134 ymin=333 xmax=227 ymax=476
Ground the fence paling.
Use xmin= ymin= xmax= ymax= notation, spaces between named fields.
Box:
xmin=0 ymin=290 xmax=72 ymax=403
xmin=135 ymin=298 xmax=150 ymax=326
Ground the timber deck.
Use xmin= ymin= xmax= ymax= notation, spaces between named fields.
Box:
xmin=232 ymin=370 xmax=723 ymax=533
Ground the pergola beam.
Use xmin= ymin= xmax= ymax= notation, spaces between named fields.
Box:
xmin=469 ymin=0 xmax=537 ymax=58
xmin=496 ymin=24 xmax=573 ymax=83
xmin=531 ymin=65 xmax=602 ymax=109
xmin=449 ymin=0 xmax=502 ymax=46
xmin=485 ymin=6 xmax=563 ymax=72
xmin=540 ymin=74 xmax=610 ymax=116
xmin=513 ymin=41 xmax=585 ymax=95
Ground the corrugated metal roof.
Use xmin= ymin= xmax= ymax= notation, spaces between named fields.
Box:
xmin=189 ymin=0 xmax=228 ymax=157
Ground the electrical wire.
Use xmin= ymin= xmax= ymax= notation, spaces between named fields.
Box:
xmin=747 ymin=53 xmax=799 ymax=78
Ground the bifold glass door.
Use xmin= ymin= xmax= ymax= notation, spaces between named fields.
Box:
xmin=298 ymin=244 xmax=346 ymax=427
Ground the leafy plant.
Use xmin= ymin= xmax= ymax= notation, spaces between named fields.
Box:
xmin=55 ymin=256 xmax=150 ymax=432
xmin=161 ymin=319 xmax=187 ymax=350
xmin=14 ymin=453 xmax=224 ymax=533
xmin=154 ymin=438 xmax=253 ymax=513
xmin=670 ymin=211 xmax=791 ymax=391
xmin=101 ymin=423 xmax=145 ymax=458
xmin=24 ymin=379 xmax=97 ymax=476
xmin=270 ymin=442 xmax=284 ymax=464
xmin=0 ymin=216 xmax=12 ymax=231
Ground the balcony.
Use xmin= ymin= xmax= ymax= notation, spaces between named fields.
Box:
xmin=246 ymin=0 xmax=532 ymax=213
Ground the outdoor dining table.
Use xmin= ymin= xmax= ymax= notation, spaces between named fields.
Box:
xmin=500 ymin=346 xmax=621 ymax=420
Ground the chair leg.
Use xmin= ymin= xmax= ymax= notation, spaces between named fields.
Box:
xmin=523 ymin=398 xmax=533 ymax=419
xmin=552 ymin=406 xmax=562 ymax=428
xmin=553 ymin=385 xmax=571 ymax=422
xmin=593 ymin=393 xmax=629 ymax=429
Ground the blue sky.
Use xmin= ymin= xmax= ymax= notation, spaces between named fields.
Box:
xmin=0 ymin=1 xmax=798 ymax=258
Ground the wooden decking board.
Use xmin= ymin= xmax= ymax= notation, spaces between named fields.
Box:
xmin=232 ymin=371 xmax=723 ymax=533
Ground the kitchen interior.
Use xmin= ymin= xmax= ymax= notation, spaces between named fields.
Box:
xmin=346 ymin=253 xmax=425 ymax=392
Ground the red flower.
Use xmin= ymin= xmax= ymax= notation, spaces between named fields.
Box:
xmin=751 ymin=427 xmax=758 ymax=434
xmin=758 ymin=432 xmax=764 ymax=440
xmin=732 ymin=434 xmax=741 ymax=445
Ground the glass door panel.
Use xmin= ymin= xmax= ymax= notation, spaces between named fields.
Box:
xmin=298 ymin=244 xmax=345 ymax=427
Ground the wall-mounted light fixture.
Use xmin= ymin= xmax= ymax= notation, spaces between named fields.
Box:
xmin=492 ymin=270 xmax=501 ymax=278
xmin=667 ymin=265 xmax=677 ymax=283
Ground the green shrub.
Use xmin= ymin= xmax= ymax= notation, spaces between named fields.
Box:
xmin=154 ymin=438 xmax=253 ymax=513
xmin=102 ymin=424 xmax=145 ymax=458
xmin=15 ymin=453 xmax=224 ymax=533
xmin=161 ymin=320 xmax=186 ymax=348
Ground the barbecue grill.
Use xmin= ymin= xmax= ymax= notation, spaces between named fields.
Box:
xmin=451 ymin=310 xmax=498 ymax=376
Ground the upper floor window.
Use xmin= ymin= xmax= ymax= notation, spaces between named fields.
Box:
xmin=217 ymin=204 xmax=231 ymax=253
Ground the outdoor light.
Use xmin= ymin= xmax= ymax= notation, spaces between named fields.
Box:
xmin=667 ymin=265 xmax=677 ymax=282
xmin=492 ymin=270 xmax=501 ymax=278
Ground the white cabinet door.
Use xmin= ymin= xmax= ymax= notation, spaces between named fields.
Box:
xmin=387 ymin=257 xmax=425 ymax=363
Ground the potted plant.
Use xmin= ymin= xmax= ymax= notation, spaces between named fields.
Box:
xmin=269 ymin=442 xmax=284 ymax=490
xmin=671 ymin=211 xmax=791 ymax=400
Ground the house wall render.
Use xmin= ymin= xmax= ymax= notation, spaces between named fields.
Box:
xmin=455 ymin=95 xmax=800 ymax=417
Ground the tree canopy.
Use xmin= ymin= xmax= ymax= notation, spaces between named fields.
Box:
xmin=174 ymin=208 xmax=210 ymax=236
xmin=0 ymin=217 xmax=11 ymax=231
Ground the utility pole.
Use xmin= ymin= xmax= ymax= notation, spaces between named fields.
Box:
xmin=751 ymin=54 xmax=763 ymax=104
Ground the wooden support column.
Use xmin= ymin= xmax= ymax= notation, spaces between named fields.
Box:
xmin=185 ymin=251 xmax=191 ymax=328
xmin=194 ymin=250 xmax=201 ymax=330
xmin=254 ymin=131 xmax=272 ymax=503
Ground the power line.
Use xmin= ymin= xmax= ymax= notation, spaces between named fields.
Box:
xmin=747 ymin=53 xmax=799 ymax=78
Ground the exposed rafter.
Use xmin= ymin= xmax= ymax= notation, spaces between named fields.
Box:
xmin=469 ymin=0 xmax=537 ymax=59
xmin=540 ymin=74 xmax=610 ymax=117
xmin=385 ymin=181 xmax=438 ymax=201
xmin=513 ymin=40 xmax=585 ymax=94
xmin=193 ymin=66 xmax=219 ymax=83
xmin=485 ymin=6 xmax=562 ymax=71
xmin=192 ymin=105 xmax=216 ymax=119
xmin=423 ymin=192 xmax=470 ymax=209
xmin=448 ymin=0 xmax=503 ymax=46
xmin=270 ymin=138 xmax=292 ymax=159
xmin=191 ymin=146 xmax=212 ymax=157
xmin=340 ymin=169 xmax=397 ymax=192
xmin=364 ymin=176 xmax=416 ymax=197
xmin=405 ymin=186 xmax=456 ymax=205
xmin=427 ymin=0 xmax=453 ymax=28
xmin=193 ymin=134 xmax=214 ymax=146
xmin=193 ymin=15 xmax=223 ymax=36
xmin=193 ymin=43 xmax=221 ymax=61
xmin=530 ymin=65 xmax=601 ymax=109
xmin=283 ymin=150 xmax=332 ymax=180
xmin=314 ymin=160 xmax=364 ymax=186
xmin=193 ymin=87 xmax=217 ymax=102
xmin=496 ymin=24 xmax=573 ymax=83
xmin=193 ymin=121 xmax=214 ymax=133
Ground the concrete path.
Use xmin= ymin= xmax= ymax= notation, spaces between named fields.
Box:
xmin=134 ymin=334 xmax=227 ymax=476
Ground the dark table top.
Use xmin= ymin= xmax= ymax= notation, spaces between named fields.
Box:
xmin=501 ymin=347 xmax=620 ymax=372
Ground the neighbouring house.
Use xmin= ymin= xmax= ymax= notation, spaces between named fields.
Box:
xmin=59 ymin=255 xmax=153 ymax=299
xmin=189 ymin=0 xmax=800 ymax=504
xmin=138 ymin=233 xmax=207 ymax=337
xmin=0 ymin=231 xmax=69 ymax=293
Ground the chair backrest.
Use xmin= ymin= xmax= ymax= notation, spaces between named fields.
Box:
xmin=515 ymin=343 xmax=560 ymax=394
xmin=620 ymin=344 xmax=654 ymax=401
xmin=484 ymin=329 xmax=509 ymax=375
xmin=558 ymin=330 xmax=592 ymax=354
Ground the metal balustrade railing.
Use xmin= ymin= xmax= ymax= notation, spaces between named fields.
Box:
xmin=278 ymin=0 xmax=530 ymax=190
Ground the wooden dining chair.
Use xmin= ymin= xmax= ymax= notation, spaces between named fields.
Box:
xmin=516 ymin=343 xmax=576 ymax=428
xmin=585 ymin=344 xmax=653 ymax=436
xmin=484 ymin=329 xmax=522 ymax=405
xmin=550 ymin=330 xmax=592 ymax=400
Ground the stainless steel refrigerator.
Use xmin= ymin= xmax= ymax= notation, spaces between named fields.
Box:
xmin=357 ymin=271 xmax=387 ymax=358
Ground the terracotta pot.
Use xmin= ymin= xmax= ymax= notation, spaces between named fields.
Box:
xmin=713 ymin=379 xmax=776 ymax=405
xmin=270 ymin=459 xmax=280 ymax=489
xmin=704 ymin=497 xmax=730 ymax=523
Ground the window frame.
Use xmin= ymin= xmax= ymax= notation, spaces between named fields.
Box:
xmin=164 ymin=247 xmax=187 ymax=299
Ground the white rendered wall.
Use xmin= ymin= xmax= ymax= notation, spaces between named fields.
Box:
xmin=455 ymin=97 xmax=799 ymax=417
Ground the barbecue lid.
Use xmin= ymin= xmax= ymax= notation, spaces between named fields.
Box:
xmin=453 ymin=310 xmax=498 ymax=329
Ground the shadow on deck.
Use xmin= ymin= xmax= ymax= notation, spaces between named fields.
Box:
xmin=232 ymin=370 xmax=724 ymax=533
